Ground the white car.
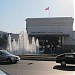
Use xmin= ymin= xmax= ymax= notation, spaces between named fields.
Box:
xmin=0 ymin=50 xmax=20 ymax=64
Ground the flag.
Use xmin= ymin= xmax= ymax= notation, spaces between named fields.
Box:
xmin=45 ymin=7 xmax=49 ymax=10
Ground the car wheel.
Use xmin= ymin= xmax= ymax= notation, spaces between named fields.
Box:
xmin=61 ymin=61 xmax=66 ymax=66
xmin=13 ymin=61 xmax=17 ymax=64
xmin=7 ymin=58 xmax=12 ymax=64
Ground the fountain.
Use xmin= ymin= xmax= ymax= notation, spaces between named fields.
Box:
xmin=7 ymin=31 xmax=39 ymax=55
xmin=36 ymin=39 xmax=39 ymax=54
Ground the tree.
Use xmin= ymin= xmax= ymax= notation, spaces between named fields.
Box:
xmin=0 ymin=34 xmax=8 ymax=49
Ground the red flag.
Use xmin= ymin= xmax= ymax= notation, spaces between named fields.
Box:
xmin=45 ymin=7 xmax=49 ymax=10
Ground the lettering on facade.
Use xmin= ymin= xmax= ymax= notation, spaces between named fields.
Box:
xmin=31 ymin=30 xmax=63 ymax=34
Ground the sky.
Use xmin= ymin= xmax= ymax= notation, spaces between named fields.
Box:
xmin=0 ymin=0 xmax=74 ymax=33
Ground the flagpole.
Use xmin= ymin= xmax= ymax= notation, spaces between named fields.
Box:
xmin=48 ymin=9 xmax=50 ymax=17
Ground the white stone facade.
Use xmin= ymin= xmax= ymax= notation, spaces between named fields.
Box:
xmin=26 ymin=17 xmax=75 ymax=51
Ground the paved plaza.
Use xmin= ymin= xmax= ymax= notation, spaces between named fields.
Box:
xmin=0 ymin=60 xmax=75 ymax=75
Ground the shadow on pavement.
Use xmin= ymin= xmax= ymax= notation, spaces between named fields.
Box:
xmin=53 ymin=65 xmax=75 ymax=71
xmin=27 ymin=62 xmax=33 ymax=65
xmin=0 ymin=62 xmax=12 ymax=65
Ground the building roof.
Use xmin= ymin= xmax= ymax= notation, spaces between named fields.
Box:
xmin=26 ymin=17 xmax=73 ymax=21
xmin=26 ymin=17 xmax=74 ymax=27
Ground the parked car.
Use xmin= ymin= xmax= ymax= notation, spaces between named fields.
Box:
xmin=0 ymin=50 xmax=20 ymax=64
xmin=56 ymin=53 xmax=75 ymax=66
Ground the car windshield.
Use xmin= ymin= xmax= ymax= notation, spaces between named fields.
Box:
xmin=2 ymin=51 xmax=11 ymax=55
xmin=0 ymin=70 xmax=8 ymax=75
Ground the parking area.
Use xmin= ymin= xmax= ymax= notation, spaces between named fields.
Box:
xmin=0 ymin=60 xmax=75 ymax=75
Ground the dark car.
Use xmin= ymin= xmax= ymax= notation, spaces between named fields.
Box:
xmin=56 ymin=53 xmax=75 ymax=66
xmin=0 ymin=50 xmax=20 ymax=64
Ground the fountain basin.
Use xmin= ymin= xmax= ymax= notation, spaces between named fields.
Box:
xmin=18 ymin=54 xmax=56 ymax=61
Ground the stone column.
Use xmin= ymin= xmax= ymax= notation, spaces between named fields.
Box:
xmin=62 ymin=36 xmax=64 ymax=45
xmin=58 ymin=36 xmax=61 ymax=48
xmin=62 ymin=36 xmax=65 ymax=50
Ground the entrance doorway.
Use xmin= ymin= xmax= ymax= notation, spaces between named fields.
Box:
xmin=38 ymin=36 xmax=62 ymax=54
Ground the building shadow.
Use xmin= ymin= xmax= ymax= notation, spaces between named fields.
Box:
xmin=53 ymin=65 xmax=75 ymax=71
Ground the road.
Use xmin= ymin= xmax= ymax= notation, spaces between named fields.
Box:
xmin=0 ymin=60 xmax=75 ymax=75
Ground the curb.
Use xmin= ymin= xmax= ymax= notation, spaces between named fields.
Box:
xmin=19 ymin=55 xmax=56 ymax=61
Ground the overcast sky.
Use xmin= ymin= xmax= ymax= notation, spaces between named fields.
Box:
xmin=0 ymin=0 xmax=74 ymax=33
